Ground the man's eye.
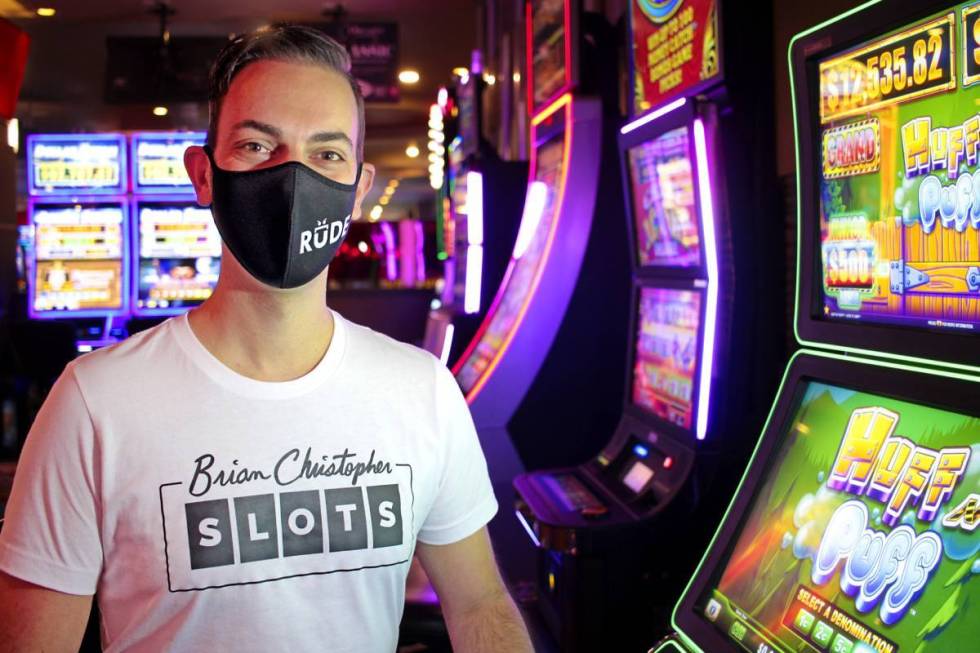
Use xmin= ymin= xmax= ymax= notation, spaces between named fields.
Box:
xmin=317 ymin=151 xmax=343 ymax=162
xmin=240 ymin=142 xmax=269 ymax=153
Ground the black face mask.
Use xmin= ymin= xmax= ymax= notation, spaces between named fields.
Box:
xmin=204 ymin=146 xmax=362 ymax=289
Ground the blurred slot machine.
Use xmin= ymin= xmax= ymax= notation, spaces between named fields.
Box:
xmin=423 ymin=65 xmax=527 ymax=367
xmin=129 ymin=132 xmax=220 ymax=320
xmin=26 ymin=133 xmax=130 ymax=349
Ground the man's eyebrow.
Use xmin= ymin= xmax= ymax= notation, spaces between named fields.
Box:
xmin=231 ymin=120 xmax=282 ymax=139
xmin=309 ymin=131 xmax=354 ymax=149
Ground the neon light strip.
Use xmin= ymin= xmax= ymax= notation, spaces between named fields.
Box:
xmin=620 ymin=97 xmax=687 ymax=135
xmin=515 ymin=509 xmax=541 ymax=548
xmin=380 ymin=221 xmax=397 ymax=282
xmin=453 ymin=93 xmax=573 ymax=398
xmin=415 ymin=220 xmax=426 ymax=283
xmin=693 ymin=118 xmax=719 ymax=441
xmin=466 ymin=171 xmax=484 ymax=245
xmin=513 ymin=181 xmax=547 ymax=259
xmin=440 ymin=323 xmax=455 ymax=366
xmin=464 ymin=245 xmax=483 ymax=314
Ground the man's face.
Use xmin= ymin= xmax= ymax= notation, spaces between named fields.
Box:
xmin=184 ymin=59 xmax=375 ymax=291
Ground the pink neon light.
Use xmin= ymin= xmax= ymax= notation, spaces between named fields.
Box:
xmin=414 ymin=220 xmax=426 ymax=284
xmin=620 ymin=97 xmax=687 ymax=135
xmin=693 ymin=118 xmax=719 ymax=441
xmin=380 ymin=222 xmax=397 ymax=282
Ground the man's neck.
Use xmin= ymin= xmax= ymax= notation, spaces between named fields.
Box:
xmin=187 ymin=276 xmax=334 ymax=382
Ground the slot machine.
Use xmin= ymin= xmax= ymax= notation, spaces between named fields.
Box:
xmin=450 ymin=2 xmax=635 ymax=585
xmin=511 ymin=0 xmax=784 ymax=648
xmin=129 ymin=132 xmax=220 ymax=320
xmin=654 ymin=2 xmax=980 ymax=652
xmin=26 ymin=133 xmax=130 ymax=349
xmin=423 ymin=65 xmax=527 ymax=367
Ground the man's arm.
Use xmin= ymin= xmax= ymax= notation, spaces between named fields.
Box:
xmin=416 ymin=527 xmax=534 ymax=653
xmin=0 ymin=570 xmax=92 ymax=652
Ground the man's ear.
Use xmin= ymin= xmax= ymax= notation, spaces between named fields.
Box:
xmin=351 ymin=162 xmax=376 ymax=221
xmin=184 ymin=145 xmax=213 ymax=207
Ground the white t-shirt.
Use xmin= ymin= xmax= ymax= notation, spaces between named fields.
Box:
xmin=0 ymin=312 xmax=497 ymax=652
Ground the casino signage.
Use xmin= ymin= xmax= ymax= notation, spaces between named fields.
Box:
xmin=630 ymin=0 xmax=721 ymax=116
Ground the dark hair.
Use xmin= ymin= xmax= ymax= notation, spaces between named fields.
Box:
xmin=207 ymin=24 xmax=365 ymax=160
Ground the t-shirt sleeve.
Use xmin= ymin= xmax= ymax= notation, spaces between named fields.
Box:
xmin=0 ymin=364 xmax=103 ymax=595
xmin=417 ymin=360 xmax=498 ymax=545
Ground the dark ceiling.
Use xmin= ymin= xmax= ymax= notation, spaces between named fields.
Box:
xmin=1 ymin=0 xmax=481 ymax=218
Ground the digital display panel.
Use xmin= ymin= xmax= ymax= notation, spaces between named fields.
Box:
xmin=698 ymin=380 xmax=978 ymax=653
xmin=529 ymin=0 xmax=568 ymax=109
xmin=27 ymin=134 xmax=127 ymax=196
xmin=456 ymin=129 xmax=566 ymax=392
xmin=631 ymin=286 xmax=701 ymax=430
xmin=132 ymin=132 xmax=206 ymax=193
xmin=816 ymin=3 xmax=980 ymax=334
xmin=31 ymin=203 xmax=126 ymax=314
xmin=628 ymin=126 xmax=700 ymax=267
xmin=630 ymin=0 xmax=721 ymax=116
xmin=136 ymin=203 xmax=221 ymax=312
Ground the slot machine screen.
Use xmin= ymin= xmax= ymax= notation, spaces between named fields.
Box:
xmin=136 ymin=202 xmax=221 ymax=313
xmin=627 ymin=126 xmax=700 ymax=268
xmin=695 ymin=379 xmax=978 ymax=653
xmin=456 ymin=129 xmax=566 ymax=392
xmin=815 ymin=3 xmax=980 ymax=335
xmin=27 ymin=134 xmax=126 ymax=196
xmin=132 ymin=132 xmax=205 ymax=193
xmin=529 ymin=0 xmax=569 ymax=110
xmin=631 ymin=286 xmax=701 ymax=430
xmin=31 ymin=203 xmax=126 ymax=315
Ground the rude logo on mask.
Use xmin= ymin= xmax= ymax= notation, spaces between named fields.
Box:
xmin=299 ymin=215 xmax=352 ymax=255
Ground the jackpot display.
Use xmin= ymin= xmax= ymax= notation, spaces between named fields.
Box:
xmin=132 ymin=132 xmax=205 ymax=193
xmin=627 ymin=126 xmax=700 ymax=267
xmin=632 ymin=286 xmax=701 ymax=430
xmin=456 ymin=131 xmax=566 ymax=392
xmin=31 ymin=204 xmax=126 ymax=314
xmin=135 ymin=203 xmax=221 ymax=313
xmin=27 ymin=134 xmax=127 ymax=195
xmin=817 ymin=3 xmax=980 ymax=333
xmin=630 ymin=0 xmax=721 ymax=116
xmin=699 ymin=380 xmax=977 ymax=653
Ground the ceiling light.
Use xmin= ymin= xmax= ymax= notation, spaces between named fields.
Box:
xmin=369 ymin=205 xmax=383 ymax=221
xmin=405 ymin=144 xmax=420 ymax=158
xmin=437 ymin=87 xmax=449 ymax=109
xmin=388 ymin=179 xmax=399 ymax=188
xmin=152 ymin=106 xmax=169 ymax=117
xmin=36 ymin=7 xmax=56 ymax=17
xmin=452 ymin=67 xmax=469 ymax=78
xmin=513 ymin=72 xmax=521 ymax=83
xmin=379 ymin=196 xmax=389 ymax=206
xmin=357 ymin=241 xmax=369 ymax=253
xmin=398 ymin=69 xmax=421 ymax=85
xmin=483 ymin=73 xmax=496 ymax=86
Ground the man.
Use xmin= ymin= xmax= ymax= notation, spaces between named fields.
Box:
xmin=0 ymin=25 xmax=534 ymax=652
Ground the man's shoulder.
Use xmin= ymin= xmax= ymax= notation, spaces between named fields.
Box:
xmin=70 ymin=318 xmax=179 ymax=385
xmin=338 ymin=312 xmax=440 ymax=377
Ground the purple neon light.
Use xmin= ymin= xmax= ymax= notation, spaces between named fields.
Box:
xmin=440 ymin=323 xmax=455 ymax=366
xmin=415 ymin=220 xmax=426 ymax=283
xmin=380 ymin=222 xmax=398 ymax=281
xmin=464 ymin=245 xmax=483 ymax=314
xmin=513 ymin=181 xmax=547 ymax=260
xmin=466 ymin=171 xmax=484 ymax=246
xmin=693 ymin=118 xmax=719 ymax=441
xmin=620 ymin=98 xmax=687 ymax=136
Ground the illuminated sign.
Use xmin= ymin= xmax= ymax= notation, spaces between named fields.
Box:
xmin=27 ymin=134 xmax=127 ymax=195
xmin=132 ymin=132 xmax=205 ymax=192
xmin=819 ymin=13 xmax=955 ymax=124
xmin=630 ymin=0 xmax=721 ymax=116
xmin=822 ymin=119 xmax=881 ymax=179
